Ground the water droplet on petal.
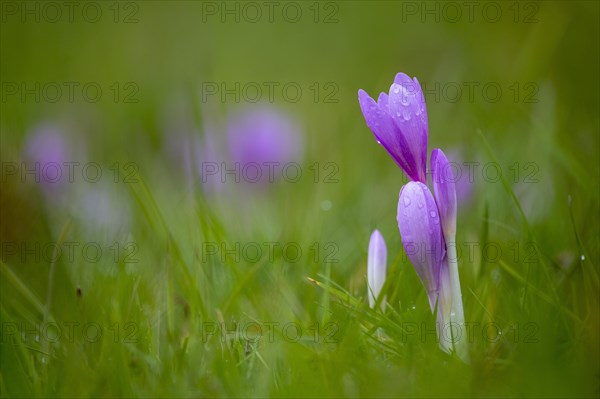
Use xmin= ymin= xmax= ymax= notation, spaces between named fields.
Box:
xmin=403 ymin=196 xmax=411 ymax=207
xmin=402 ymin=109 xmax=411 ymax=120
xmin=400 ymin=93 xmax=410 ymax=106
xmin=417 ymin=200 xmax=424 ymax=209
xmin=430 ymin=210 xmax=436 ymax=218
xmin=392 ymin=86 xmax=400 ymax=94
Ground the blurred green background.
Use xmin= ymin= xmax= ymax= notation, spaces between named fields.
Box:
xmin=1 ymin=1 xmax=599 ymax=397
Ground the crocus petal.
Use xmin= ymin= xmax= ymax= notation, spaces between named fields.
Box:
xmin=397 ymin=181 xmax=445 ymax=312
xmin=368 ymin=229 xmax=387 ymax=310
xmin=431 ymin=148 xmax=457 ymax=238
xmin=387 ymin=77 xmax=428 ymax=183
xmin=358 ymin=89 xmax=414 ymax=176
xmin=358 ymin=72 xmax=429 ymax=183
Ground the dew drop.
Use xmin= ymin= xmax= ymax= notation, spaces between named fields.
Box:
xmin=581 ymin=255 xmax=585 ymax=261
xmin=400 ymin=93 xmax=410 ymax=106
xmin=429 ymin=210 xmax=436 ymax=218
xmin=403 ymin=196 xmax=411 ymax=207
xmin=321 ymin=200 xmax=332 ymax=211
xmin=411 ymin=304 xmax=416 ymax=310
xmin=402 ymin=109 xmax=411 ymax=120
xmin=417 ymin=201 xmax=424 ymax=209
xmin=392 ymin=86 xmax=400 ymax=94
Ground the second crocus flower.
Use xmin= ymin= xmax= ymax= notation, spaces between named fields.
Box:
xmin=368 ymin=229 xmax=387 ymax=311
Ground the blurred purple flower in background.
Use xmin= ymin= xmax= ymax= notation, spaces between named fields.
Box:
xmin=226 ymin=105 xmax=304 ymax=185
xmin=23 ymin=124 xmax=70 ymax=192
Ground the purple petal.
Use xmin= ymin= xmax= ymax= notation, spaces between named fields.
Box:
xmin=393 ymin=72 xmax=413 ymax=85
xmin=368 ymin=229 xmax=387 ymax=309
xmin=431 ymin=149 xmax=457 ymax=238
xmin=358 ymin=72 xmax=429 ymax=183
xmin=387 ymin=77 xmax=428 ymax=183
xmin=397 ymin=182 xmax=445 ymax=312
xmin=358 ymin=89 xmax=414 ymax=176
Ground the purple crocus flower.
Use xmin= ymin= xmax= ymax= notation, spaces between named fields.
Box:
xmin=22 ymin=123 xmax=81 ymax=202
xmin=358 ymin=72 xmax=428 ymax=183
xmin=226 ymin=106 xmax=304 ymax=185
xmin=24 ymin=124 xmax=69 ymax=187
xmin=368 ymin=229 xmax=387 ymax=311
xmin=359 ymin=72 xmax=468 ymax=361
xmin=397 ymin=181 xmax=445 ymax=312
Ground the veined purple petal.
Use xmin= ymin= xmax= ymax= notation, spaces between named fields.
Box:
xmin=431 ymin=149 xmax=457 ymax=238
xmin=393 ymin=72 xmax=413 ymax=85
xmin=387 ymin=79 xmax=428 ymax=183
xmin=368 ymin=229 xmax=387 ymax=310
xmin=358 ymin=89 xmax=414 ymax=175
xmin=397 ymin=182 xmax=445 ymax=312
xmin=358 ymin=72 xmax=429 ymax=183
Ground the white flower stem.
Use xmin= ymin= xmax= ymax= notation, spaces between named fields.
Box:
xmin=445 ymin=236 xmax=470 ymax=363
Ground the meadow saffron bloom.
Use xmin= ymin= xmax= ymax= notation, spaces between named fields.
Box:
xmin=24 ymin=124 xmax=70 ymax=191
xmin=359 ymin=72 xmax=468 ymax=361
xmin=397 ymin=182 xmax=444 ymax=312
xmin=226 ymin=105 xmax=304 ymax=184
xmin=368 ymin=229 xmax=387 ymax=310
xmin=358 ymin=72 xmax=428 ymax=183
